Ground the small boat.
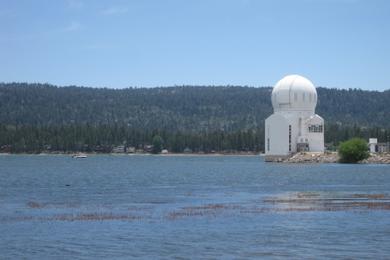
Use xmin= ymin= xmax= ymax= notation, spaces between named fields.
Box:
xmin=72 ymin=153 xmax=87 ymax=158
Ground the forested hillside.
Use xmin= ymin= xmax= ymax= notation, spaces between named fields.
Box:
xmin=0 ymin=83 xmax=389 ymax=153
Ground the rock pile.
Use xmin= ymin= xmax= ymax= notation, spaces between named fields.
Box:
xmin=283 ymin=152 xmax=339 ymax=163
xmin=281 ymin=152 xmax=390 ymax=164
xmin=360 ymin=153 xmax=390 ymax=164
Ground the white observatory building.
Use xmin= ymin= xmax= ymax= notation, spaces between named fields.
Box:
xmin=265 ymin=75 xmax=324 ymax=160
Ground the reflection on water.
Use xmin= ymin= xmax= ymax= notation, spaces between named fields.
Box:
xmin=1 ymin=155 xmax=390 ymax=258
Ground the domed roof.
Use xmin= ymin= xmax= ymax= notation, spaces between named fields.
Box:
xmin=271 ymin=74 xmax=317 ymax=112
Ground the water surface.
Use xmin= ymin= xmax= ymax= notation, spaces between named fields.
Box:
xmin=1 ymin=155 xmax=390 ymax=259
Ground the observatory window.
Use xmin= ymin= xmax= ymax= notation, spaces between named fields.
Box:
xmin=289 ymin=125 xmax=292 ymax=152
xmin=302 ymin=93 xmax=305 ymax=102
xmin=267 ymin=138 xmax=270 ymax=151
xmin=294 ymin=93 xmax=297 ymax=102
xmin=308 ymin=124 xmax=323 ymax=133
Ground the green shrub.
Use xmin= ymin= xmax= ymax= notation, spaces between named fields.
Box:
xmin=338 ymin=138 xmax=369 ymax=163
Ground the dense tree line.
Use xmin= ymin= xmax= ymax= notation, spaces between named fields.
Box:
xmin=1 ymin=83 xmax=389 ymax=129
xmin=0 ymin=83 xmax=389 ymax=153
xmin=0 ymin=124 xmax=265 ymax=153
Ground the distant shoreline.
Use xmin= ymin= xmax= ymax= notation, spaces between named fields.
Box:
xmin=0 ymin=152 xmax=261 ymax=156
xmin=1 ymin=152 xmax=388 ymax=164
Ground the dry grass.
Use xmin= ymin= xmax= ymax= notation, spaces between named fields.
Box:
xmin=167 ymin=203 xmax=242 ymax=220
xmin=127 ymin=206 xmax=153 ymax=211
xmin=352 ymin=194 xmax=386 ymax=199
xmin=27 ymin=201 xmax=45 ymax=208
xmin=13 ymin=193 xmax=390 ymax=223
xmin=262 ymin=193 xmax=390 ymax=212
xmin=44 ymin=213 xmax=143 ymax=221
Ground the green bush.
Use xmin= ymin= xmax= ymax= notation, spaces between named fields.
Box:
xmin=338 ymin=138 xmax=369 ymax=163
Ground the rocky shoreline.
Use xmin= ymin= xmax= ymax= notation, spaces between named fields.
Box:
xmin=282 ymin=152 xmax=390 ymax=164
xmin=360 ymin=153 xmax=390 ymax=164
xmin=283 ymin=152 xmax=339 ymax=163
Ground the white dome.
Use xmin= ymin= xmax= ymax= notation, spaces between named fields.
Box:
xmin=271 ymin=74 xmax=317 ymax=112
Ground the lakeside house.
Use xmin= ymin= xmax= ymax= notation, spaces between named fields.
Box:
xmin=369 ymin=138 xmax=390 ymax=153
xmin=112 ymin=145 xmax=126 ymax=153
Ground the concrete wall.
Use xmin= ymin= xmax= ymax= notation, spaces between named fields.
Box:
xmin=305 ymin=114 xmax=324 ymax=152
xmin=265 ymin=114 xmax=289 ymax=155
xmin=265 ymin=112 xmax=324 ymax=155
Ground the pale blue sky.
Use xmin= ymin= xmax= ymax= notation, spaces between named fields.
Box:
xmin=1 ymin=0 xmax=389 ymax=90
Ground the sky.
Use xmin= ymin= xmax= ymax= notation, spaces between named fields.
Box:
xmin=1 ymin=0 xmax=389 ymax=90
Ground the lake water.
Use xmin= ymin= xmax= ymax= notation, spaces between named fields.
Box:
xmin=1 ymin=155 xmax=390 ymax=259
